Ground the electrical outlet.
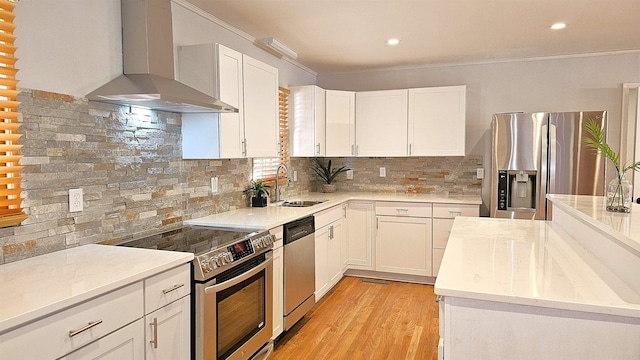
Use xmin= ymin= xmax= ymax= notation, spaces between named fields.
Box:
xmin=69 ymin=188 xmax=83 ymax=212
xmin=477 ymin=168 xmax=484 ymax=179
xmin=211 ymin=177 xmax=219 ymax=193
xmin=293 ymin=170 xmax=298 ymax=182
xmin=380 ymin=167 xmax=386 ymax=177
xmin=346 ymin=169 xmax=354 ymax=180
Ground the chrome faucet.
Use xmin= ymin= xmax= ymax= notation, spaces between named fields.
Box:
xmin=274 ymin=164 xmax=291 ymax=203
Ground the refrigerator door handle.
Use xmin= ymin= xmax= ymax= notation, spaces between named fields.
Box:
xmin=540 ymin=122 xmax=551 ymax=220
xmin=548 ymin=124 xmax=557 ymax=194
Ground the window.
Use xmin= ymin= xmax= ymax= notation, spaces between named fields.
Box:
xmin=0 ymin=0 xmax=25 ymax=228
xmin=252 ymin=86 xmax=290 ymax=182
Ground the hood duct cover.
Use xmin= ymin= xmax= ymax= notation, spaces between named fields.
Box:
xmin=87 ymin=0 xmax=237 ymax=113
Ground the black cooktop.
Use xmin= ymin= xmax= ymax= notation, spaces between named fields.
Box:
xmin=117 ymin=226 xmax=255 ymax=255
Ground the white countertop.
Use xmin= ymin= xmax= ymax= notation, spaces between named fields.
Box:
xmin=184 ymin=191 xmax=482 ymax=230
xmin=547 ymin=194 xmax=640 ymax=257
xmin=0 ymin=244 xmax=193 ymax=333
xmin=435 ymin=217 xmax=640 ymax=318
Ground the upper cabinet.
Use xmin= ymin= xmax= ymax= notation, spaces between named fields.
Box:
xmin=290 ymin=85 xmax=326 ymax=157
xmin=178 ymin=44 xmax=279 ymax=159
xmin=325 ymin=90 xmax=356 ymax=157
xmin=355 ymin=89 xmax=408 ymax=157
xmin=408 ymin=86 xmax=466 ymax=156
xmin=287 ymin=83 xmax=465 ymax=158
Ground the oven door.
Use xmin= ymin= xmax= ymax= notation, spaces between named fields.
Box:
xmin=199 ymin=252 xmax=273 ymax=360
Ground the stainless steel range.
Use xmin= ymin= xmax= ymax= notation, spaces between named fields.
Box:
xmin=118 ymin=226 xmax=275 ymax=360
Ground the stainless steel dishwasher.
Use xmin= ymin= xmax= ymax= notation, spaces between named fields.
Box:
xmin=283 ymin=216 xmax=316 ymax=330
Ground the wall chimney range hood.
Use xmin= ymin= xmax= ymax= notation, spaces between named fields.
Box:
xmin=87 ymin=0 xmax=237 ymax=114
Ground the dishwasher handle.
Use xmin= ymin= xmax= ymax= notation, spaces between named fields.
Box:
xmin=284 ymin=216 xmax=315 ymax=244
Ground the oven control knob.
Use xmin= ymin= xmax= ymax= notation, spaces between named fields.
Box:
xmin=201 ymin=259 xmax=211 ymax=273
xmin=215 ymin=255 xmax=224 ymax=267
xmin=208 ymin=257 xmax=218 ymax=269
xmin=224 ymin=252 xmax=233 ymax=263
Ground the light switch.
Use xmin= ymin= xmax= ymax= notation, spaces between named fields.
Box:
xmin=346 ymin=170 xmax=354 ymax=180
xmin=380 ymin=167 xmax=386 ymax=177
xmin=211 ymin=177 xmax=219 ymax=193
xmin=477 ymin=168 xmax=484 ymax=179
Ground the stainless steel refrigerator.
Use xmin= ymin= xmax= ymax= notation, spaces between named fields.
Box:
xmin=490 ymin=111 xmax=607 ymax=220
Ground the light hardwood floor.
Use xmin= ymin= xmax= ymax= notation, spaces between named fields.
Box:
xmin=271 ymin=276 xmax=439 ymax=360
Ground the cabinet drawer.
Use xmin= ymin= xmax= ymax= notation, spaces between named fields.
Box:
xmin=375 ymin=201 xmax=432 ymax=217
xmin=314 ymin=204 xmax=345 ymax=228
xmin=0 ymin=282 xmax=143 ymax=360
xmin=145 ymin=263 xmax=191 ymax=314
xmin=433 ymin=203 xmax=479 ymax=218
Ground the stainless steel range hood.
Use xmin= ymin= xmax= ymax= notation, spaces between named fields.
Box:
xmin=87 ymin=0 xmax=237 ymax=113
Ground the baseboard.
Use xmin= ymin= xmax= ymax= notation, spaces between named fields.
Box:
xmin=344 ymin=269 xmax=436 ymax=285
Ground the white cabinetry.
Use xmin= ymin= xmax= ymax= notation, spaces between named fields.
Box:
xmin=347 ymin=201 xmax=374 ymax=270
xmin=290 ymin=85 xmax=326 ymax=156
xmin=242 ymin=55 xmax=279 ymax=157
xmin=355 ymin=89 xmax=408 ymax=156
xmin=325 ymin=90 xmax=356 ymax=156
xmin=408 ymin=86 xmax=466 ymax=156
xmin=178 ymin=43 xmax=278 ymax=159
xmin=269 ymin=226 xmax=284 ymax=339
xmin=144 ymin=264 xmax=191 ymax=360
xmin=432 ymin=203 xmax=479 ymax=276
xmin=376 ymin=202 xmax=432 ymax=276
xmin=0 ymin=263 xmax=191 ymax=360
xmin=60 ymin=319 xmax=145 ymax=360
xmin=314 ymin=204 xmax=347 ymax=301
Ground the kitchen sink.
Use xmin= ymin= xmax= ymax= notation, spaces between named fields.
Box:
xmin=281 ymin=200 xmax=326 ymax=207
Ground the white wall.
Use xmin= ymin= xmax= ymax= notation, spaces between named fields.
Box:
xmin=318 ymin=53 xmax=640 ymax=213
xmin=13 ymin=0 xmax=316 ymax=98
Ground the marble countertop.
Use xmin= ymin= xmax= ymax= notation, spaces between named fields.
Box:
xmin=184 ymin=191 xmax=482 ymax=231
xmin=0 ymin=244 xmax=193 ymax=334
xmin=435 ymin=217 xmax=640 ymax=318
xmin=547 ymin=194 xmax=640 ymax=257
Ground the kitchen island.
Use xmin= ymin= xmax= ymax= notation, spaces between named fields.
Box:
xmin=435 ymin=195 xmax=640 ymax=360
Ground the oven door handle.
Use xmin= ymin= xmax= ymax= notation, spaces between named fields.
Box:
xmin=204 ymin=254 xmax=272 ymax=294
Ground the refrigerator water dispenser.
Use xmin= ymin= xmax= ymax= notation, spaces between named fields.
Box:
xmin=497 ymin=170 xmax=537 ymax=211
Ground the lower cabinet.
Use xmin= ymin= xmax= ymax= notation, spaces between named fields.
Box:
xmin=0 ymin=264 xmax=192 ymax=360
xmin=347 ymin=201 xmax=374 ymax=270
xmin=315 ymin=204 xmax=347 ymax=301
xmin=432 ymin=204 xmax=480 ymax=276
xmin=270 ymin=226 xmax=284 ymax=339
xmin=145 ymin=296 xmax=191 ymax=360
xmin=376 ymin=215 xmax=432 ymax=276
xmin=61 ymin=318 xmax=145 ymax=360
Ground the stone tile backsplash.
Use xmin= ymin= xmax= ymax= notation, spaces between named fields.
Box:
xmin=1 ymin=89 xmax=481 ymax=264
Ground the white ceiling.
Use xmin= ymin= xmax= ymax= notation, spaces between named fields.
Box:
xmin=185 ymin=0 xmax=640 ymax=74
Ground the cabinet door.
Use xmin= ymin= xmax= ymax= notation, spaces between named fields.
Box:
xmin=325 ymin=90 xmax=356 ymax=156
xmin=432 ymin=217 xmax=452 ymax=276
xmin=218 ymin=44 xmax=245 ymax=158
xmin=328 ymin=219 xmax=345 ymax=288
xmin=408 ymin=86 xmax=466 ymax=156
xmin=271 ymin=245 xmax=284 ymax=339
xmin=290 ymin=85 xmax=326 ymax=157
xmin=145 ymin=296 xmax=191 ymax=360
xmin=315 ymin=225 xmax=330 ymax=301
xmin=355 ymin=89 xmax=408 ymax=156
xmin=376 ymin=216 xmax=432 ymax=276
xmin=347 ymin=201 xmax=374 ymax=269
xmin=242 ymin=55 xmax=279 ymax=158
xmin=60 ymin=319 xmax=145 ymax=360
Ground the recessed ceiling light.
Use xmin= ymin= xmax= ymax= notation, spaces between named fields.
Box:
xmin=387 ymin=38 xmax=400 ymax=46
xmin=550 ymin=23 xmax=566 ymax=30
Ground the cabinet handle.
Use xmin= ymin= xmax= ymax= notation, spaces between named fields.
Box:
xmin=351 ymin=144 xmax=355 ymax=156
xmin=150 ymin=317 xmax=158 ymax=349
xmin=356 ymin=145 xmax=359 ymax=156
xmin=329 ymin=225 xmax=334 ymax=239
xmin=69 ymin=320 xmax=103 ymax=338
xmin=409 ymin=143 xmax=412 ymax=156
xmin=162 ymin=283 xmax=185 ymax=294
xmin=396 ymin=208 xmax=409 ymax=215
xmin=448 ymin=210 xmax=463 ymax=217
xmin=317 ymin=143 xmax=321 ymax=155
xmin=242 ymin=139 xmax=247 ymax=157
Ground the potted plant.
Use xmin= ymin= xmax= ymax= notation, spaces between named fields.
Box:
xmin=244 ymin=180 xmax=270 ymax=207
xmin=311 ymin=158 xmax=350 ymax=193
xmin=584 ymin=119 xmax=640 ymax=212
